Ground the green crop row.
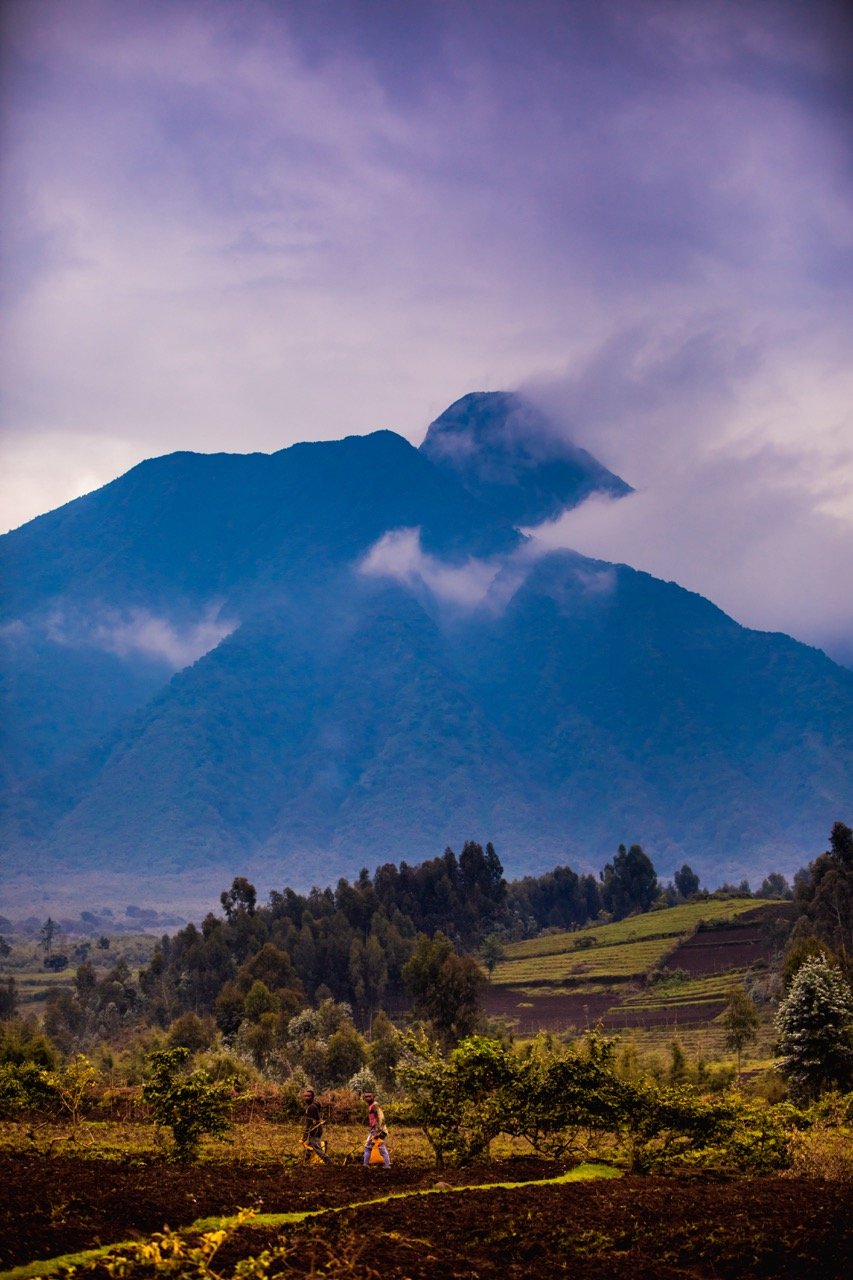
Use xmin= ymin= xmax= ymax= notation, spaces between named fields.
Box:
xmin=501 ymin=898 xmax=758 ymax=961
xmin=618 ymin=971 xmax=750 ymax=1009
xmin=494 ymin=937 xmax=679 ymax=985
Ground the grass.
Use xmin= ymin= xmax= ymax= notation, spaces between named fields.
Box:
xmin=499 ymin=898 xmax=758 ymax=963
xmin=493 ymin=937 xmax=683 ymax=985
xmin=492 ymin=898 xmax=765 ymax=992
xmin=0 ymin=1118 xmax=450 ymax=1166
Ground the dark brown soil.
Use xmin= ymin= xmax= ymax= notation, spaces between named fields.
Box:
xmin=0 ymin=1152 xmax=548 ymax=1269
xmin=2 ymin=1152 xmax=851 ymax=1279
xmin=483 ymin=989 xmax=617 ymax=1034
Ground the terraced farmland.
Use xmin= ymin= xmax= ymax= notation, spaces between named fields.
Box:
xmin=485 ymin=898 xmax=789 ymax=1038
xmin=493 ymin=937 xmax=679 ymax=987
xmin=496 ymin=898 xmax=761 ymax=963
xmin=617 ymin=970 xmax=749 ymax=1010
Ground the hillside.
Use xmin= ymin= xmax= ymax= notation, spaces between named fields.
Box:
xmin=1 ymin=391 xmax=851 ymax=912
xmin=486 ymin=899 xmax=792 ymax=1047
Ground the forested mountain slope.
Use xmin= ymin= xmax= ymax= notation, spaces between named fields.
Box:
xmin=1 ymin=393 xmax=850 ymax=909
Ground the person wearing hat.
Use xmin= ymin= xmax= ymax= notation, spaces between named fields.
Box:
xmin=362 ymin=1092 xmax=390 ymax=1168
xmin=301 ymin=1088 xmax=331 ymax=1164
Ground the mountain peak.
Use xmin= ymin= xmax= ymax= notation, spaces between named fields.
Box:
xmin=419 ymin=390 xmax=631 ymax=526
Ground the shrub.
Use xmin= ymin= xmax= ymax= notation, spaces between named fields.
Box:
xmin=142 ymin=1047 xmax=232 ymax=1160
xmin=48 ymin=1053 xmax=98 ymax=1125
xmin=0 ymin=1061 xmax=59 ymax=1116
xmin=789 ymin=1125 xmax=853 ymax=1181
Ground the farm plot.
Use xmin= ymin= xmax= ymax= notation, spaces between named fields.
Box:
xmin=667 ymin=919 xmax=780 ymax=977
xmin=3 ymin=1149 xmax=850 ymax=1280
xmin=486 ymin=900 xmax=783 ymax=1034
xmin=500 ymin=898 xmax=759 ymax=964
xmin=484 ymin=987 xmax=619 ymax=1035
xmin=616 ymin=970 xmax=747 ymax=1011
xmin=493 ymin=937 xmax=677 ymax=986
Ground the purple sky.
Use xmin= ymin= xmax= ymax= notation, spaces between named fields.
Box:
xmin=1 ymin=0 xmax=851 ymax=661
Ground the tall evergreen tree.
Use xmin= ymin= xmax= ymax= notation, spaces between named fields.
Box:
xmin=775 ymin=956 xmax=853 ymax=1101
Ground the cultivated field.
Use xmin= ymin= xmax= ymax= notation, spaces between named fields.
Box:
xmin=485 ymin=898 xmax=789 ymax=1047
xmin=1 ymin=1120 xmax=851 ymax=1279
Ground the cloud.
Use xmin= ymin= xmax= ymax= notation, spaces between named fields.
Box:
xmin=359 ymin=526 xmax=621 ymax=620
xmin=522 ymin=318 xmax=853 ymax=662
xmin=1 ymin=0 xmax=851 ymax=656
xmin=359 ymin=528 xmax=502 ymax=608
xmin=45 ymin=604 xmax=235 ymax=669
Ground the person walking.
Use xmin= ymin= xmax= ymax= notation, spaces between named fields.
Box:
xmin=362 ymin=1091 xmax=390 ymax=1168
xmin=301 ymin=1088 xmax=331 ymax=1164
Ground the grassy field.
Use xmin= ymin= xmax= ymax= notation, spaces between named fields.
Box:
xmin=617 ymin=970 xmax=749 ymax=1009
xmin=496 ymin=898 xmax=759 ymax=964
xmin=491 ymin=898 xmax=759 ymax=992
xmin=494 ymin=937 xmax=682 ymax=985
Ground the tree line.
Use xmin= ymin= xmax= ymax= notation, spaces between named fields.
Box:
xmin=136 ymin=840 xmax=670 ymax=1037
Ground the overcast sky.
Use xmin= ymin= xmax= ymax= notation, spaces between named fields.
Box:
xmin=1 ymin=0 xmax=851 ymax=661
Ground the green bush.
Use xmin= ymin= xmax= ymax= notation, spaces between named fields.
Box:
xmin=399 ymin=1030 xmax=798 ymax=1174
xmin=142 ymin=1047 xmax=232 ymax=1160
xmin=0 ymin=1061 xmax=59 ymax=1116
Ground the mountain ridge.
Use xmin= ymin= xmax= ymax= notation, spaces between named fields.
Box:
xmin=1 ymin=392 xmax=850 ymax=910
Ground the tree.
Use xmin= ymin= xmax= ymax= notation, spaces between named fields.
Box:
xmin=167 ymin=1013 xmax=217 ymax=1053
xmin=674 ymin=865 xmax=700 ymax=899
xmin=722 ymin=983 xmax=760 ymax=1074
xmin=756 ymin=873 xmax=791 ymax=900
xmin=601 ymin=844 xmax=659 ymax=920
xmin=0 ymin=979 xmax=17 ymax=1021
xmin=402 ymin=933 xmax=486 ymax=1048
xmin=220 ymin=876 xmax=257 ymax=920
xmin=40 ymin=918 xmax=57 ymax=956
xmin=479 ymin=934 xmax=505 ymax=980
xmin=324 ymin=1023 xmax=367 ymax=1085
xmin=790 ymin=821 xmax=853 ymax=978
xmin=49 ymin=1054 xmax=97 ymax=1127
xmin=142 ymin=1047 xmax=231 ymax=1160
xmin=368 ymin=1011 xmax=401 ymax=1090
xmin=242 ymin=980 xmax=279 ymax=1023
xmin=775 ymin=957 xmax=853 ymax=1102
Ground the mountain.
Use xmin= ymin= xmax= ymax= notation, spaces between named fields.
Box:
xmin=0 ymin=430 xmax=520 ymax=789
xmin=420 ymin=391 xmax=631 ymax=524
xmin=1 ymin=393 xmax=850 ymax=913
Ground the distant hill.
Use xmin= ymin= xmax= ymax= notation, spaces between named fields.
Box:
xmin=1 ymin=392 xmax=850 ymax=911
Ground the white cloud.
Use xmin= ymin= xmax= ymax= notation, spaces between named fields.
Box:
xmin=525 ymin=442 xmax=853 ymax=663
xmin=46 ymin=604 xmax=236 ymax=669
xmin=359 ymin=528 xmax=502 ymax=608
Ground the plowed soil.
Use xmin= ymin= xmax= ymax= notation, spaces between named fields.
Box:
xmin=483 ymin=989 xmax=617 ymax=1034
xmin=2 ymin=1152 xmax=851 ymax=1279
